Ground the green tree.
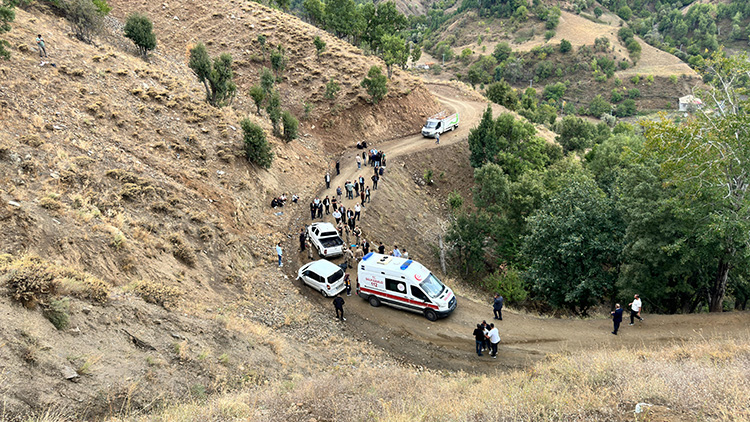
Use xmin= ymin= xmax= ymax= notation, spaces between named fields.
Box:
xmin=493 ymin=42 xmax=512 ymax=62
xmin=64 ymin=0 xmax=105 ymax=43
xmin=303 ymin=0 xmax=325 ymax=26
xmin=485 ymin=80 xmax=518 ymax=110
xmin=281 ymin=110 xmax=299 ymax=143
xmin=249 ymin=85 xmax=265 ymax=116
xmin=257 ymin=34 xmax=267 ymax=62
xmin=313 ymin=35 xmax=326 ymax=59
xmin=361 ymin=66 xmax=388 ymax=104
xmin=381 ymin=34 xmax=407 ymax=78
xmin=325 ymin=0 xmax=359 ymax=41
xmin=593 ymin=6 xmax=602 ymax=18
xmin=188 ymin=43 xmax=236 ymax=107
xmin=640 ymin=52 xmax=750 ymax=312
xmin=324 ymin=78 xmax=340 ymax=99
xmin=410 ymin=43 xmax=421 ymax=65
xmin=556 ymin=115 xmax=596 ymax=152
xmin=124 ymin=13 xmax=156 ymax=59
xmin=270 ymin=44 xmax=287 ymax=81
xmin=617 ymin=5 xmax=632 ymax=20
xmin=559 ymin=39 xmax=571 ymax=53
xmin=266 ymin=90 xmax=281 ymax=136
xmin=0 ymin=0 xmax=16 ymax=60
xmin=468 ymin=105 xmax=498 ymax=168
xmin=588 ymin=94 xmax=611 ymax=118
xmin=523 ymin=176 xmax=624 ymax=314
xmin=260 ymin=67 xmax=275 ymax=96
xmin=240 ymin=119 xmax=273 ymax=169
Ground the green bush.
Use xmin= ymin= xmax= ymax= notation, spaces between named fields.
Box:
xmin=281 ymin=110 xmax=298 ymax=143
xmin=361 ymin=66 xmax=388 ymax=104
xmin=249 ymin=85 xmax=265 ymax=115
xmin=44 ymin=298 xmax=70 ymax=330
xmin=313 ymin=36 xmax=325 ymax=59
xmin=240 ymin=119 xmax=273 ymax=169
xmin=483 ymin=266 xmax=528 ymax=304
xmin=124 ymin=13 xmax=156 ymax=58
xmin=628 ymin=88 xmax=641 ymax=99
xmin=559 ymin=39 xmax=572 ymax=53
xmin=64 ymin=0 xmax=105 ymax=43
xmin=188 ymin=43 xmax=236 ymax=107
xmin=266 ymin=90 xmax=281 ymax=135
xmin=324 ymin=78 xmax=340 ymax=99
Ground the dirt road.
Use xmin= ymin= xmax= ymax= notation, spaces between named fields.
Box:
xmin=289 ymin=83 xmax=750 ymax=374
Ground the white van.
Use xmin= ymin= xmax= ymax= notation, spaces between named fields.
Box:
xmin=356 ymin=252 xmax=457 ymax=321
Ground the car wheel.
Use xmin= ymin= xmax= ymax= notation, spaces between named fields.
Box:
xmin=320 ymin=288 xmax=328 ymax=297
xmin=424 ymin=309 xmax=438 ymax=321
xmin=368 ymin=295 xmax=381 ymax=307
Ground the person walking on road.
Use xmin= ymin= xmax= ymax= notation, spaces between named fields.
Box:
xmin=435 ymin=132 xmax=440 ymax=145
xmin=486 ymin=323 xmax=500 ymax=358
xmin=629 ymin=294 xmax=644 ymax=325
xmin=333 ymin=295 xmax=345 ymax=321
xmin=336 ymin=186 xmax=342 ymax=201
xmin=275 ymin=242 xmax=283 ymax=268
xmin=371 ymin=173 xmax=379 ymax=190
xmin=611 ymin=303 xmax=623 ymax=335
xmin=493 ymin=294 xmax=504 ymax=320
xmin=473 ymin=324 xmax=485 ymax=357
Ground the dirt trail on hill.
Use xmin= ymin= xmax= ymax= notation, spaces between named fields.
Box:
xmin=287 ymin=83 xmax=750 ymax=375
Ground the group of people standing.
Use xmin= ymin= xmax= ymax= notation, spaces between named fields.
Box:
xmin=473 ymin=320 xmax=501 ymax=358
xmin=610 ymin=294 xmax=644 ymax=335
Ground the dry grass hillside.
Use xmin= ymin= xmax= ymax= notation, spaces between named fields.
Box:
xmin=0 ymin=1 xmax=438 ymax=418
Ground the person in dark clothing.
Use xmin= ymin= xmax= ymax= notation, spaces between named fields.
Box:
xmin=323 ymin=196 xmax=330 ymax=214
xmin=611 ymin=303 xmax=623 ymax=335
xmin=325 ymin=172 xmax=331 ymax=189
xmin=309 ymin=201 xmax=316 ymax=220
xmin=378 ymin=242 xmax=385 ymax=254
xmin=493 ymin=294 xmax=504 ymax=320
xmin=333 ymin=295 xmax=345 ymax=320
xmin=344 ymin=273 xmax=352 ymax=296
xmin=381 ymin=153 xmax=386 ymax=167
xmin=331 ymin=197 xmax=338 ymax=211
xmin=358 ymin=175 xmax=365 ymax=192
xmin=362 ymin=239 xmax=369 ymax=254
xmin=365 ymin=186 xmax=371 ymax=203
xmin=336 ymin=160 xmax=340 ymax=175
xmin=371 ymin=174 xmax=379 ymax=190
xmin=299 ymin=228 xmax=306 ymax=251
xmin=360 ymin=189 xmax=365 ymax=205
xmin=379 ymin=166 xmax=384 ymax=176
xmin=340 ymin=206 xmax=347 ymax=224
xmin=317 ymin=202 xmax=323 ymax=219
xmin=481 ymin=320 xmax=490 ymax=351
xmin=354 ymin=181 xmax=359 ymax=197
xmin=473 ymin=324 xmax=485 ymax=356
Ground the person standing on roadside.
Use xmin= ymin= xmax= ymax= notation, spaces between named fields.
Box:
xmin=473 ymin=324 xmax=485 ymax=357
xmin=435 ymin=132 xmax=440 ymax=145
xmin=486 ymin=323 xmax=500 ymax=358
xmin=336 ymin=159 xmax=340 ymax=175
xmin=299 ymin=228 xmax=306 ymax=252
xmin=360 ymin=188 xmax=366 ymax=206
xmin=493 ymin=293 xmax=504 ymax=320
xmin=323 ymin=195 xmax=331 ymax=215
xmin=365 ymin=186 xmax=371 ymax=203
xmin=354 ymin=203 xmax=361 ymax=221
xmin=378 ymin=242 xmax=385 ymax=254
xmin=362 ymin=238 xmax=370 ymax=254
xmin=309 ymin=200 xmax=316 ymax=220
xmin=371 ymin=173 xmax=379 ymax=190
xmin=275 ymin=242 xmax=283 ymax=268
xmin=336 ymin=186 xmax=342 ymax=201
xmin=629 ymin=294 xmax=644 ymax=325
xmin=36 ymin=34 xmax=48 ymax=58
xmin=356 ymin=155 xmax=362 ymax=169
xmin=611 ymin=303 xmax=623 ymax=335
xmin=306 ymin=237 xmax=313 ymax=261
xmin=344 ymin=273 xmax=352 ymax=296
xmin=325 ymin=172 xmax=331 ymax=189
xmin=333 ymin=294 xmax=345 ymax=321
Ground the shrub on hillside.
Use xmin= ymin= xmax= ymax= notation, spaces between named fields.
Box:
xmin=324 ymin=78 xmax=340 ymax=99
xmin=240 ymin=119 xmax=273 ymax=169
xmin=483 ymin=265 xmax=528 ymax=305
xmin=43 ymin=298 xmax=70 ymax=330
xmin=0 ymin=1 xmax=16 ymax=59
xmin=485 ymin=80 xmax=518 ymax=110
xmin=64 ymin=0 xmax=105 ymax=43
xmin=313 ymin=36 xmax=326 ymax=59
xmin=124 ymin=13 xmax=156 ymax=59
xmin=559 ymin=39 xmax=572 ymax=53
xmin=281 ymin=110 xmax=298 ymax=143
xmin=270 ymin=44 xmax=287 ymax=81
xmin=266 ymin=90 xmax=281 ymax=136
xmin=188 ymin=43 xmax=236 ymax=108
xmin=361 ymin=66 xmax=387 ymax=104
xmin=249 ymin=85 xmax=265 ymax=115
xmin=131 ymin=280 xmax=181 ymax=308
xmin=5 ymin=257 xmax=56 ymax=308
xmin=168 ymin=234 xmax=196 ymax=267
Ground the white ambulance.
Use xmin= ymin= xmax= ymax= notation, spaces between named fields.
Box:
xmin=356 ymin=252 xmax=457 ymax=321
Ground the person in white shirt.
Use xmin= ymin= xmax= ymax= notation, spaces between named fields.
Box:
xmin=402 ymin=249 xmax=408 ymax=259
xmin=354 ymin=203 xmax=361 ymax=221
xmin=392 ymin=245 xmax=402 ymax=257
xmin=628 ymin=294 xmax=644 ymax=325
xmin=275 ymin=242 xmax=283 ymax=267
xmin=486 ymin=323 xmax=500 ymax=358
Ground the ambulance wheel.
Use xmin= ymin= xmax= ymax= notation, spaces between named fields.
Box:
xmin=424 ymin=309 xmax=438 ymax=321
xmin=368 ymin=296 xmax=381 ymax=307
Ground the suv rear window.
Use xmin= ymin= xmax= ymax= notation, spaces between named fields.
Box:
xmin=327 ymin=269 xmax=345 ymax=284
xmin=319 ymin=231 xmax=338 ymax=237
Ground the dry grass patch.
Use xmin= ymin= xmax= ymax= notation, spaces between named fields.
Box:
xmin=129 ymin=279 xmax=182 ymax=308
xmin=168 ymin=234 xmax=196 ymax=267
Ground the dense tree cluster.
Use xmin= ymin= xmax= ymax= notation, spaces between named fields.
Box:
xmin=448 ymin=52 xmax=750 ymax=314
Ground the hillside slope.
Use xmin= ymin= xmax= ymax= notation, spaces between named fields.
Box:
xmin=0 ymin=2 xmax=438 ymax=417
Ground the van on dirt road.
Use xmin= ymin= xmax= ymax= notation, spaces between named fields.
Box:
xmin=356 ymin=252 xmax=457 ymax=321
xmin=421 ymin=111 xmax=459 ymax=138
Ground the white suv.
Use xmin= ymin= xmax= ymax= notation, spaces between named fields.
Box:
xmin=297 ymin=259 xmax=346 ymax=297
xmin=307 ymin=222 xmax=345 ymax=258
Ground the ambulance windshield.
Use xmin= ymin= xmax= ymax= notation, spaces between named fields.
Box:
xmin=420 ymin=273 xmax=445 ymax=298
